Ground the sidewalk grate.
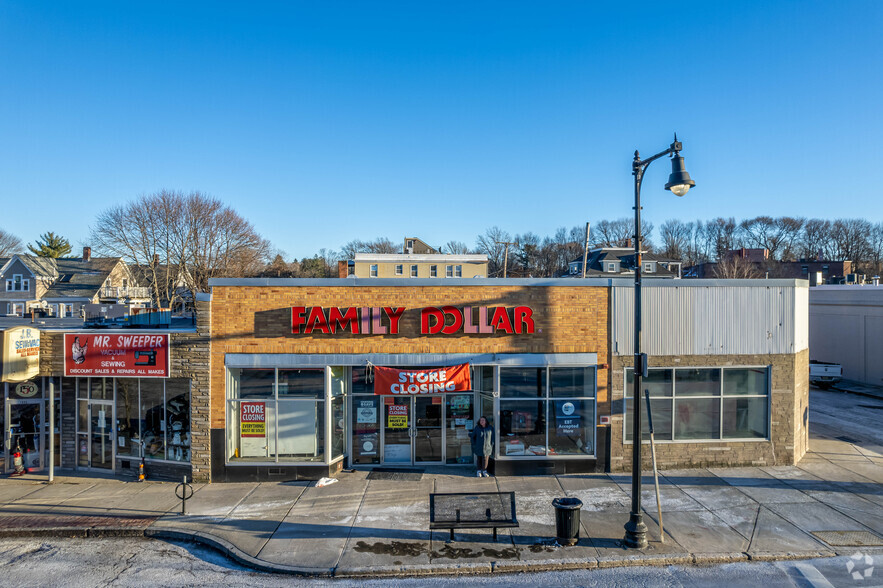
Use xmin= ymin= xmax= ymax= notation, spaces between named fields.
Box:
xmin=811 ymin=531 xmax=883 ymax=546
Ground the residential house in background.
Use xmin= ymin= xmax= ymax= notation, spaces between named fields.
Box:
xmin=338 ymin=237 xmax=489 ymax=279
xmin=684 ymin=248 xmax=854 ymax=283
xmin=564 ymin=247 xmax=681 ymax=279
xmin=0 ymin=247 xmax=150 ymax=317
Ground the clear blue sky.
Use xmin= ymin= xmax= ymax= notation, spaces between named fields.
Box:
xmin=2 ymin=1 xmax=881 ymax=259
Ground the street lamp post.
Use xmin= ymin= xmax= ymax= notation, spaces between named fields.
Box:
xmin=623 ymin=134 xmax=695 ymax=549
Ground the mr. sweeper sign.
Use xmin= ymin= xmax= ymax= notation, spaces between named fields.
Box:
xmin=64 ymin=333 xmax=169 ymax=377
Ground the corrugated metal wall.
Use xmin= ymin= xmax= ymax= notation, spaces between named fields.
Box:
xmin=612 ymin=283 xmax=808 ymax=356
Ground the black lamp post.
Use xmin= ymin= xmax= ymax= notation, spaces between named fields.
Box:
xmin=623 ymin=134 xmax=695 ymax=549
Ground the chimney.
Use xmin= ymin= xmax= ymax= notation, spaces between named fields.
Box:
xmin=625 ymin=238 xmax=632 ymax=248
xmin=83 ymin=247 xmax=91 ymax=262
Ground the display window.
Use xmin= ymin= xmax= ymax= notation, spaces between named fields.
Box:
xmin=625 ymin=366 xmax=770 ymax=442
xmin=227 ymin=368 xmax=329 ymax=464
xmin=498 ymin=366 xmax=596 ymax=458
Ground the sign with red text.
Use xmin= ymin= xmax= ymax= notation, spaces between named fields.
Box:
xmin=387 ymin=403 xmax=409 ymax=428
xmin=64 ymin=333 xmax=170 ymax=378
xmin=291 ymin=306 xmax=535 ymax=335
xmin=240 ymin=402 xmax=266 ymax=437
xmin=374 ymin=364 xmax=471 ymax=395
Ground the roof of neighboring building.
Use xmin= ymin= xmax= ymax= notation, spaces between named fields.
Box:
xmin=566 ymin=248 xmax=680 ymax=278
xmin=353 ymin=253 xmax=488 ymax=263
xmin=39 ymin=256 xmax=122 ymax=298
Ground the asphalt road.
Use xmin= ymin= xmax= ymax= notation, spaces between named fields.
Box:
xmin=809 ymin=386 xmax=883 ymax=447
xmin=0 ymin=537 xmax=878 ymax=587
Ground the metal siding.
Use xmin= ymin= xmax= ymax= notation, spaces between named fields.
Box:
xmin=613 ymin=284 xmax=799 ymax=356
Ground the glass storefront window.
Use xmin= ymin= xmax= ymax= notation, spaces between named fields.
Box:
xmin=674 ymin=397 xmax=721 ymax=440
xmin=278 ymin=369 xmax=324 ymax=398
xmin=140 ymin=380 xmax=166 ymax=459
xmin=480 ymin=395 xmax=494 ymax=428
xmin=624 ymin=367 xmax=770 ymax=442
xmin=548 ymin=399 xmax=594 ymax=455
xmin=722 ymin=397 xmax=768 ymax=438
xmin=351 ymin=396 xmax=380 ymax=464
xmin=90 ymin=377 xmax=113 ymax=400
xmin=331 ymin=396 xmax=345 ymax=459
xmin=500 ymin=399 xmax=546 ymax=456
xmin=500 ymin=368 xmax=545 ymax=398
xmin=550 ymin=367 xmax=595 ymax=397
xmin=445 ymin=394 xmax=474 ymax=464
xmin=351 ymin=366 xmax=374 ymax=394
xmin=115 ymin=379 xmax=140 ymax=457
xmin=237 ymin=369 xmax=275 ymax=398
xmin=228 ymin=368 xmax=326 ymax=463
xmin=475 ymin=366 xmax=494 ymax=393
xmin=723 ymin=368 xmax=767 ymax=396
xmin=675 ymin=369 xmax=721 ymax=396
xmin=166 ymin=380 xmax=190 ymax=462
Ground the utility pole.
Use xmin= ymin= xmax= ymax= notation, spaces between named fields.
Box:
xmin=495 ymin=241 xmax=518 ymax=278
xmin=582 ymin=222 xmax=591 ymax=278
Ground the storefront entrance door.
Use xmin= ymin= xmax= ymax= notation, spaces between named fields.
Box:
xmin=77 ymin=400 xmax=114 ymax=470
xmin=5 ymin=400 xmax=44 ymax=472
xmin=90 ymin=402 xmax=113 ymax=470
xmin=381 ymin=396 xmax=446 ymax=465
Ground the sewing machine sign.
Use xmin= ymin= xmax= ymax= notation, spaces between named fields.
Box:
xmin=63 ymin=333 xmax=170 ymax=378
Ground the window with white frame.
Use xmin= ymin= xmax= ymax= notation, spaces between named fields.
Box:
xmin=6 ymin=274 xmax=29 ymax=292
xmin=455 ymin=265 xmax=462 ymax=277
xmin=370 ymin=264 xmax=378 ymax=277
xmin=606 ymin=263 xmax=616 ymax=273
xmin=411 ymin=264 xmax=418 ymax=277
xmin=430 ymin=265 xmax=438 ymax=277
xmin=624 ymin=366 xmax=770 ymax=442
xmin=395 ymin=264 xmax=403 ymax=276
xmin=446 ymin=265 xmax=454 ymax=278
xmin=643 ymin=262 xmax=653 ymax=272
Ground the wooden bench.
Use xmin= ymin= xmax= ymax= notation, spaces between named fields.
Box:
xmin=429 ymin=492 xmax=519 ymax=542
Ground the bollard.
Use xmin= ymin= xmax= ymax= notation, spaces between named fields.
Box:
xmin=175 ymin=475 xmax=194 ymax=515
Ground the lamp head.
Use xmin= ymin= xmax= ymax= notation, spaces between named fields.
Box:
xmin=665 ymin=153 xmax=695 ymax=196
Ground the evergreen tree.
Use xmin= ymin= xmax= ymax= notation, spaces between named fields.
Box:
xmin=28 ymin=232 xmax=72 ymax=258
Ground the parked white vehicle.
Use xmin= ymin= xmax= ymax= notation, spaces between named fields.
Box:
xmin=810 ymin=360 xmax=842 ymax=389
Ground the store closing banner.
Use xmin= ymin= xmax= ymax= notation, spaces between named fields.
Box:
xmin=373 ymin=364 xmax=471 ymax=395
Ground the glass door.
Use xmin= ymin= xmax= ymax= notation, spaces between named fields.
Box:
xmin=445 ymin=393 xmax=475 ymax=464
xmin=5 ymin=401 xmax=44 ymax=472
xmin=89 ymin=402 xmax=114 ymax=470
xmin=414 ymin=396 xmax=443 ymax=463
xmin=382 ymin=397 xmax=412 ymax=463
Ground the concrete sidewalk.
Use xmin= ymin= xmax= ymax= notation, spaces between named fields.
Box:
xmin=0 ymin=433 xmax=881 ymax=578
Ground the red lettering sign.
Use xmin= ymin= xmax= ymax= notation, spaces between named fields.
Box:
xmin=64 ymin=333 xmax=170 ymax=378
xmin=374 ymin=364 xmax=471 ymax=395
xmin=290 ymin=306 xmax=535 ymax=336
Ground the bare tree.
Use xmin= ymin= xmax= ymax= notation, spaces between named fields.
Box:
xmin=739 ymin=216 xmax=805 ymax=261
xmin=712 ymin=255 xmax=762 ymax=279
xmin=340 ymin=238 xmax=397 ymax=258
xmin=0 ymin=228 xmax=22 ymax=256
xmin=442 ymin=240 xmax=470 ymax=255
xmin=475 ymin=227 xmax=511 ymax=276
xmin=703 ymin=217 xmax=740 ymax=261
xmin=91 ymin=190 xmax=271 ymax=309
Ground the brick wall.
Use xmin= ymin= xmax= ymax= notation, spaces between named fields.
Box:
xmin=608 ymin=349 xmax=809 ymax=471
xmin=206 ymin=284 xmax=611 ymax=474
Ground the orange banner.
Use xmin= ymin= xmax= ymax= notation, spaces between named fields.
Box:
xmin=374 ymin=364 xmax=471 ymax=395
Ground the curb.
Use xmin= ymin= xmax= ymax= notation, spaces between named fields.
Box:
xmin=0 ymin=526 xmax=850 ymax=577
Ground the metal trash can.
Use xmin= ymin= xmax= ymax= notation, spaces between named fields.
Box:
xmin=552 ymin=497 xmax=583 ymax=546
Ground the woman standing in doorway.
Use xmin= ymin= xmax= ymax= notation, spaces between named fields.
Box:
xmin=469 ymin=416 xmax=495 ymax=477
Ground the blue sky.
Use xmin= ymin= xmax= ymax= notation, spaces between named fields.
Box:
xmin=1 ymin=1 xmax=881 ymax=258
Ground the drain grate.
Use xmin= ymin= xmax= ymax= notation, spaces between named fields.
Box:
xmin=811 ymin=530 xmax=883 ymax=547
